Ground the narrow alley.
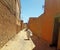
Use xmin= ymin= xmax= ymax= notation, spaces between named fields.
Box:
xmin=0 ymin=28 xmax=56 ymax=50
xmin=0 ymin=0 xmax=60 ymax=50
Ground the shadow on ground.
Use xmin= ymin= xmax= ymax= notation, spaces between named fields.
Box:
xmin=31 ymin=35 xmax=56 ymax=50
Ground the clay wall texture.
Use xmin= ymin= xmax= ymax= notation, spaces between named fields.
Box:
xmin=28 ymin=0 xmax=60 ymax=49
xmin=0 ymin=0 xmax=21 ymax=48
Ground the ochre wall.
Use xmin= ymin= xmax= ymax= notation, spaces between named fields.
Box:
xmin=16 ymin=19 xmax=21 ymax=33
xmin=28 ymin=14 xmax=54 ymax=44
xmin=28 ymin=18 xmax=41 ymax=37
xmin=20 ymin=20 xmax=25 ymax=30
xmin=0 ymin=0 xmax=21 ymax=48
xmin=38 ymin=14 xmax=54 ymax=44
xmin=28 ymin=0 xmax=60 ymax=45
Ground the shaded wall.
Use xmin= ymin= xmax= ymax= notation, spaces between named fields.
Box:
xmin=57 ymin=18 xmax=60 ymax=49
xmin=20 ymin=20 xmax=25 ymax=30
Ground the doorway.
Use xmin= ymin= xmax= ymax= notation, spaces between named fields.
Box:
xmin=51 ymin=17 xmax=60 ymax=47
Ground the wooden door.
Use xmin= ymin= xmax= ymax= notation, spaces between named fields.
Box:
xmin=51 ymin=17 xmax=59 ymax=47
xmin=57 ymin=21 xmax=60 ymax=49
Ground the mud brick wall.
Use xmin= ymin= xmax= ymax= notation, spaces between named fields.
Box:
xmin=0 ymin=0 xmax=20 ymax=48
xmin=16 ymin=19 xmax=21 ymax=33
xmin=20 ymin=20 xmax=25 ymax=30
xmin=16 ymin=25 xmax=21 ymax=33
xmin=28 ymin=0 xmax=60 ymax=44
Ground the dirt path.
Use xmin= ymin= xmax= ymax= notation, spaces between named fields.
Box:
xmin=0 ymin=28 xmax=35 ymax=50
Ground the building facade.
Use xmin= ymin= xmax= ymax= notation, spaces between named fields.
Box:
xmin=0 ymin=0 xmax=21 ymax=48
xmin=28 ymin=0 xmax=60 ymax=49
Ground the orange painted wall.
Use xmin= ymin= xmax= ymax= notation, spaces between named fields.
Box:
xmin=28 ymin=16 xmax=43 ymax=38
xmin=38 ymin=14 xmax=54 ymax=44
xmin=28 ymin=0 xmax=60 ymax=45
xmin=28 ymin=14 xmax=54 ymax=44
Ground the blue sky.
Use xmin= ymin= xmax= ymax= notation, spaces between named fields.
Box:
xmin=20 ymin=0 xmax=44 ymax=23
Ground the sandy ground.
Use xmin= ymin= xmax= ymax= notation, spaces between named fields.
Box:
xmin=0 ymin=28 xmax=35 ymax=50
